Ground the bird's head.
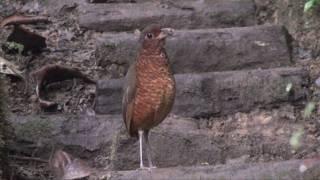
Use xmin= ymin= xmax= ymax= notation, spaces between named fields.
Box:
xmin=139 ymin=24 xmax=174 ymax=55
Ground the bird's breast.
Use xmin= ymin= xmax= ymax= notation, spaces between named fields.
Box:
xmin=132 ymin=55 xmax=175 ymax=129
xmin=136 ymin=55 xmax=175 ymax=92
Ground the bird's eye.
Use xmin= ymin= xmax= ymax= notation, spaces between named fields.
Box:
xmin=146 ymin=33 xmax=153 ymax=39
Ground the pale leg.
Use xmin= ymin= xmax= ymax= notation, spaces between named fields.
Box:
xmin=138 ymin=130 xmax=146 ymax=169
xmin=144 ymin=131 xmax=157 ymax=169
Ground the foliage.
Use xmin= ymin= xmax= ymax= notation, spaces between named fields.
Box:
xmin=289 ymin=127 xmax=304 ymax=150
xmin=302 ymin=102 xmax=315 ymax=119
xmin=290 ymin=101 xmax=317 ymax=150
xmin=304 ymin=0 xmax=320 ymax=12
xmin=3 ymin=41 xmax=24 ymax=55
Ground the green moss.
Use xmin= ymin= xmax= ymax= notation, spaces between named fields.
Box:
xmin=2 ymin=42 xmax=24 ymax=55
xmin=0 ymin=75 xmax=10 ymax=178
xmin=15 ymin=117 xmax=54 ymax=141
xmin=277 ymin=170 xmax=293 ymax=179
xmin=215 ymin=177 xmax=227 ymax=180
xmin=104 ymin=43 xmax=117 ymax=50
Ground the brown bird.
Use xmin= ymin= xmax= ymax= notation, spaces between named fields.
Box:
xmin=122 ymin=24 xmax=176 ymax=170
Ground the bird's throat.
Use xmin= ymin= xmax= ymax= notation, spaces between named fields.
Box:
xmin=137 ymin=49 xmax=169 ymax=66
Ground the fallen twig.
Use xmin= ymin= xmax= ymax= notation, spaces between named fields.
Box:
xmin=9 ymin=155 xmax=48 ymax=163
xmin=0 ymin=14 xmax=50 ymax=28
xmin=0 ymin=56 xmax=24 ymax=80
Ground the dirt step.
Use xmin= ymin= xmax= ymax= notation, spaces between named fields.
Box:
xmin=95 ymin=67 xmax=308 ymax=117
xmin=88 ymin=0 xmax=146 ymax=3
xmin=92 ymin=159 xmax=320 ymax=180
xmin=79 ymin=0 xmax=256 ymax=32
xmin=95 ymin=25 xmax=292 ymax=76
xmin=8 ymin=108 xmax=319 ymax=171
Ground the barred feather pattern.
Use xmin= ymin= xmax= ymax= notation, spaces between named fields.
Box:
xmin=124 ymin=51 xmax=176 ymax=136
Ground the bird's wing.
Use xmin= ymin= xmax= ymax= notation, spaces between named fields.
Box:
xmin=122 ymin=62 xmax=137 ymax=134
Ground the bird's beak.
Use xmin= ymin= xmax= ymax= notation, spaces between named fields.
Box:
xmin=157 ymin=28 xmax=175 ymax=40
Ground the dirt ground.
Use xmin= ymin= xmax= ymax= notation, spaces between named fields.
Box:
xmin=0 ymin=0 xmax=101 ymax=115
xmin=1 ymin=0 xmax=320 ymax=179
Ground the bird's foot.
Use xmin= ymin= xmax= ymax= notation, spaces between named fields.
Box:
xmin=136 ymin=166 xmax=157 ymax=171
xmin=136 ymin=165 xmax=148 ymax=171
xmin=145 ymin=166 xmax=157 ymax=171
xmin=148 ymin=165 xmax=157 ymax=169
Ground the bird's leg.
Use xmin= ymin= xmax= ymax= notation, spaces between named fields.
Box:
xmin=144 ymin=130 xmax=157 ymax=169
xmin=138 ymin=130 xmax=147 ymax=170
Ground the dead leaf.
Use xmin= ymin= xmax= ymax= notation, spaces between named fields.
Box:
xmin=49 ymin=150 xmax=93 ymax=180
xmin=63 ymin=159 xmax=93 ymax=180
xmin=0 ymin=56 xmax=24 ymax=79
xmin=38 ymin=98 xmax=58 ymax=109
xmin=31 ymin=64 xmax=96 ymax=109
xmin=0 ymin=14 xmax=49 ymax=28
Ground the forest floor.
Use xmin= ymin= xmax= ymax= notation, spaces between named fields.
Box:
xmin=1 ymin=0 xmax=320 ymax=179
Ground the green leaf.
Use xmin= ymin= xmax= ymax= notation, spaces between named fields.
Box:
xmin=4 ymin=41 xmax=24 ymax=54
xmin=304 ymin=0 xmax=316 ymax=12
xmin=290 ymin=127 xmax=304 ymax=149
xmin=303 ymin=102 xmax=316 ymax=118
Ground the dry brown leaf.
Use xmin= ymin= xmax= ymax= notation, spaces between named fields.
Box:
xmin=0 ymin=56 xmax=24 ymax=79
xmin=49 ymin=150 xmax=93 ymax=180
xmin=31 ymin=64 xmax=96 ymax=109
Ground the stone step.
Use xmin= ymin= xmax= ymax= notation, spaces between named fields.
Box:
xmin=95 ymin=67 xmax=308 ymax=117
xmin=79 ymin=0 xmax=256 ymax=32
xmin=8 ymin=108 xmax=319 ymax=171
xmin=92 ymin=159 xmax=320 ymax=180
xmin=95 ymin=25 xmax=292 ymax=76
